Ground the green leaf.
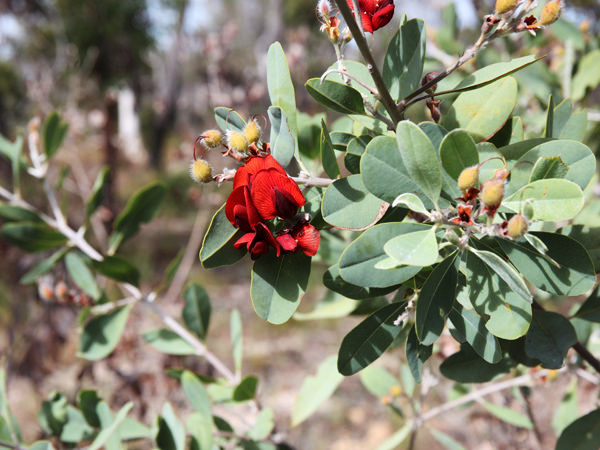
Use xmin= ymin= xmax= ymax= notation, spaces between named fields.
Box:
xmin=181 ymin=371 xmax=212 ymax=416
xmin=298 ymin=112 xmax=325 ymax=159
xmin=383 ymin=227 xmax=438 ymax=267
xmin=78 ymin=306 xmax=131 ymax=360
xmin=445 ymin=77 xmax=518 ymax=141
xmin=42 ymin=112 xmax=68 ymax=158
xmin=338 ymin=301 xmax=407 ymax=376
xmin=321 ymin=175 xmax=384 ymax=230
xmin=230 ymin=309 xmax=243 ymax=376
xmin=544 ymin=94 xmax=554 ymax=138
xmin=89 ymin=402 xmax=133 ymax=450
xmin=338 ymin=222 xmax=424 ymax=288
xmin=573 ymin=287 xmax=600 ymax=323
xmin=326 ymin=60 xmax=375 ymax=98
xmin=65 ymin=252 xmax=101 ymax=300
xmin=143 ymin=329 xmax=195 ymax=355
xmin=268 ymin=106 xmax=295 ymax=167
xmin=91 ymin=255 xmax=140 ymax=286
xmin=267 ymin=42 xmax=298 ymax=148
xmin=551 ymin=99 xmax=587 ymax=141
xmin=86 ymin=167 xmax=110 ymax=219
xmin=508 ymin=140 xmax=596 ymax=194
xmin=406 ymin=325 xmax=432 ymax=383
xmin=305 ymin=78 xmax=365 ymax=115
xmin=489 ymin=116 xmax=525 ymax=147
xmin=182 ymin=284 xmax=211 ymax=340
xmin=502 ymin=179 xmax=584 ymax=222
xmin=361 ymin=136 xmax=425 ymax=206
xmin=119 ymin=417 xmax=151 ymax=440
xmin=415 ymin=251 xmax=458 ymax=345
xmin=463 ymin=248 xmax=532 ymax=340
xmin=528 ymin=156 xmax=568 ymax=182
xmin=199 ymin=204 xmax=246 ymax=269
xmin=525 ymin=310 xmax=577 ymax=369
xmin=109 ymin=183 xmax=166 ymax=253
xmin=391 ymin=193 xmax=428 ymax=215
xmin=556 ymin=408 xmax=600 ymax=450
xmin=439 ymin=129 xmax=479 ymax=180
xmin=1 ymin=222 xmax=67 ymax=252
xmin=248 ymin=408 xmax=274 ymax=441
xmin=430 ymin=429 xmax=467 ymax=450
xmin=0 ymin=204 xmax=43 ymax=223
xmin=155 ymin=403 xmax=186 ymax=450
xmin=468 ymin=248 xmax=531 ymax=302
xmin=448 ymin=304 xmax=502 ymax=364
xmin=38 ymin=392 xmax=68 ymax=436
xmin=396 ymin=120 xmax=442 ymax=206
xmin=552 ymin=379 xmax=578 ymax=435
xmin=29 ymin=442 xmax=56 ymax=450
xmin=440 ymin=344 xmax=514 ymax=383
xmin=481 ymin=401 xmax=533 ymax=429
xmin=497 ymin=232 xmax=596 ymax=296
xmin=214 ymin=107 xmax=246 ymax=133
xmin=323 ymin=264 xmax=398 ymax=300
xmin=251 ymin=251 xmax=310 ymax=324
xmin=0 ymin=135 xmax=23 ymax=192
xmin=571 ymin=49 xmax=600 ymax=101
xmin=375 ymin=422 xmax=412 ymax=450
xmin=233 ymin=376 xmax=258 ymax=402
xmin=20 ymin=247 xmax=69 ymax=284
xmin=359 ymin=365 xmax=400 ymax=397
xmin=291 ymin=355 xmax=344 ymax=426
xmin=320 ymin=119 xmax=339 ymax=178
xmin=383 ymin=18 xmax=426 ymax=100
xmin=186 ymin=412 xmax=213 ymax=450
xmin=77 ymin=390 xmax=101 ymax=427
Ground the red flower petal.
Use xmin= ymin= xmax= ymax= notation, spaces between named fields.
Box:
xmin=371 ymin=3 xmax=395 ymax=30
xmin=225 ymin=186 xmax=262 ymax=231
xmin=276 ymin=232 xmax=298 ymax=253
xmin=233 ymin=155 xmax=286 ymax=189
xmin=293 ymin=223 xmax=320 ymax=257
xmin=251 ymin=169 xmax=305 ymax=220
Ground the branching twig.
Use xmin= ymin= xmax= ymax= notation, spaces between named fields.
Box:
xmin=291 ymin=175 xmax=334 ymax=187
xmin=334 ymin=0 xmax=402 ymax=126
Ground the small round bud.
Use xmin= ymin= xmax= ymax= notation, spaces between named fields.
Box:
xmin=540 ymin=0 xmax=561 ymax=26
xmin=495 ymin=0 xmax=519 ymax=15
xmin=481 ymin=179 xmax=505 ymax=208
xmin=457 ymin=166 xmax=479 ymax=191
xmin=317 ymin=0 xmax=332 ymax=19
xmin=390 ymin=385 xmax=402 ymax=397
xmin=342 ymin=27 xmax=353 ymax=43
xmin=54 ymin=281 xmax=69 ymax=304
xmin=507 ymin=214 xmax=528 ymax=239
xmin=243 ymin=120 xmax=261 ymax=145
xmin=227 ymin=131 xmax=249 ymax=154
xmin=201 ymin=129 xmax=223 ymax=148
xmin=381 ymin=395 xmax=392 ymax=405
xmin=190 ymin=159 xmax=213 ymax=183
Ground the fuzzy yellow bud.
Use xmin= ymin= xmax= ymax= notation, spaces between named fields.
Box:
xmin=201 ymin=129 xmax=223 ymax=148
xmin=540 ymin=0 xmax=562 ymax=26
xmin=507 ymin=214 xmax=528 ymax=239
xmin=457 ymin=166 xmax=479 ymax=191
xmin=243 ymin=120 xmax=261 ymax=145
xmin=389 ymin=385 xmax=402 ymax=397
xmin=495 ymin=0 xmax=519 ymax=15
xmin=190 ymin=159 xmax=213 ymax=183
xmin=227 ymin=131 xmax=249 ymax=153
xmin=481 ymin=179 xmax=505 ymax=208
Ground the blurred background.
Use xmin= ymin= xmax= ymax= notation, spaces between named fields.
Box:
xmin=1 ymin=0 xmax=599 ymax=448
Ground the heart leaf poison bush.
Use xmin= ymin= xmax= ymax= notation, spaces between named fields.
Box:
xmin=1 ymin=0 xmax=599 ymax=448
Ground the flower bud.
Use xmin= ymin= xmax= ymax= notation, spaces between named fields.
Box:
xmin=481 ymin=179 xmax=505 ymax=208
xmin=190 ymin=159 xmax=213 ymax=183
xmin=390 ymin=385 xmax=402 ymax=397
xmin=227 ymin=131 xmax=249 ymax=154
xmin=507 ymin=213 xmax=528 ymax=239
xmin=201 ymin=129 xmax=223 ymax=148
xmin=495 ymin=0 xmax=519 ymax=15
xmin=243 ymin=120 xmax=261 ymax=145
xmin=342 ymin=27 xmax=353 ymax=43
xmin=457 ymin=166 xmax=479 ymax=191
xmin=540 ymin=0 xmax=561 ymax=26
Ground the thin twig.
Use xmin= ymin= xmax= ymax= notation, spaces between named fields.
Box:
xmin=291 ymin=175 xmax=334 ymax=187
xmin=334 ymin=0 xmax=402 ymax=126
xmin=320 ymin=68 xmax=379 ymax=96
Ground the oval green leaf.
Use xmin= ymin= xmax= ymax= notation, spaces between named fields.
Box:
xmin=305 ymin=78 xmax=365 ymax=115
xmin=78 ymin=306 xmax=132 ymax=360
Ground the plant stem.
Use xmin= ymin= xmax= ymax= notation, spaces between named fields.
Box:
xmin=334 ymin=0 xmax=402 ymax=126
xmin=291 ymin=175 xmax=334 ymax=187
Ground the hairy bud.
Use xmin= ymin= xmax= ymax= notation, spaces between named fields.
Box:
xmin=507 ymin=213 xmax=528 ymax=238
xmin=540 ymin=0 xmax=562 ymax=26
xmin=481 ymin=179 xmax=505 ymax=208
xmin=457 ymin=166 xmax=479 ymax=191
xmin=227 ymin=131 xmax=249 ymax=154
xmin=190 ymin=159 xmax=213 ymax=183
xmin=495 ymin=0 xmax=519 ymax=15
xmin=201 ymin=129 xmax=223 ymax=148
xmin=244 ymin=120 xmax=261 ymax=145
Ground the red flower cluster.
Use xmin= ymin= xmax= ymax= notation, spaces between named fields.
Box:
xmin=347 ymin=0 xmax=395 ymax=33
xmin=225 ymin=155 xmax=320 ymax=259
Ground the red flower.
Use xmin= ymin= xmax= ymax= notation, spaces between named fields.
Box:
xmin=234 ymin=222 xmax=281 ymax=260
xmin=347 ymin=0 xmax=395 ymax=33
xmin=276 ymin=222 xmax=321 ymax=257
xmin=225 ymin=185 xmax=262 ymax=231
xmin=451 ymin=205 xmax=474 ymax=226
